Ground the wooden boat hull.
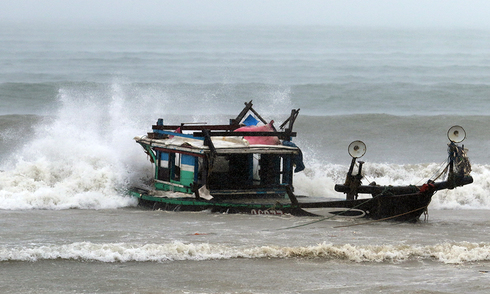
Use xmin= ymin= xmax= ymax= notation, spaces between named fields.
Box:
xmin=130 ymin=188 xmax=312 ymax=216
xmin=300 ymin=192 xmax=434 ymax=222
xmin=129 ymin=187 xmax=438 ymax=222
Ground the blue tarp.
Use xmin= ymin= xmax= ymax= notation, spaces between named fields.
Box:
xmin=242 ymin=114 xmax=259 ymax=126
xmin=282 ymin=141 xmax=305 ymax=173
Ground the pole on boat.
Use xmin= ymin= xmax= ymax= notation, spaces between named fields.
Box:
xmin=343 ymin=141 xmax=367 ymax=200
xmin=232 ymin=100 xmax=254 ymax=125
xmin=285 ymin=185 xmax=299 ymax=205
xmin=279 ymin=109 xmax=300 ymax=141
xmin=446 ymin=125 xmax=470 ymax=188
xmin=344 ymin=160 xmax=363 ymax=200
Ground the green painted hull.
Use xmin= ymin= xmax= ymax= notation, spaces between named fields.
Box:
xmin=129 ymin=188 xmax=313 ymax=216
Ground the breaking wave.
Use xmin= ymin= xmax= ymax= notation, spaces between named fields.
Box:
xmin=0 ymin=83 xmax=153 ymax=210
xmin=1 ymin=82 xmax=489 ymax=210
xmin=2 ymin=241 xmax=489 ymax=264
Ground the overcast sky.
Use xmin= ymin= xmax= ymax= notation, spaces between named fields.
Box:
xmin=2 ymin=0 xmax=490 ymax=28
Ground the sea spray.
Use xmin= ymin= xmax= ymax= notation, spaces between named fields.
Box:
xmin=0 ymin=83 xmax=156 ymax=209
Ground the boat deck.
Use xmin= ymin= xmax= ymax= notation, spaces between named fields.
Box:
xmin=135 ymin=188 xmax=346 ymax=205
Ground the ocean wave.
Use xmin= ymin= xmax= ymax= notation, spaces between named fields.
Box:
xmin=0 ymin=83 xmax=149 ymax=210
xmin=2 ymin=241 xmax=489 ymax=264
xmin=1 ymin=159 xmax=487 ymax=210
xmin=1 ymin=82 xmax=489 ymax=210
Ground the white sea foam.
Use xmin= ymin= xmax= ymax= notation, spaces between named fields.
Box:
xmin=0 ymin=83 xmax=160 ymax=210
xmin=431 ymin=163 xmax=490 ymax=209
xmin=2 ymin=241 xmax=489 ymax=264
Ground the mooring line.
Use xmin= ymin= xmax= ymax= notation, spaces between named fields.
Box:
xmin=332 ymin=205 xmax=428 ymax=228
xmin=270 ymin=189 xmax=389 ymax=231
xmin=269 ymin=180 xmax=434 ymax=231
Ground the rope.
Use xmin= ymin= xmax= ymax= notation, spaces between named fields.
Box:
xmin=271 ymin=186 xmax=393 ymax=231
xmin=423 ymin=207 xmax=429 ymax=222
xmin=271 ymin=215 xmax=334 ymax=231
xmin=431 ymin=159 xmax=450 ymax=182
xmin=270 ymin=158 xmax=453 ymax=231
xmin=333 ymin=205 xmax=428 ymax=228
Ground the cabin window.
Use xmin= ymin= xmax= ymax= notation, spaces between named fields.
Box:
xmin=213 ymin=156 xmax=230 ymax=173
xmin=253 ymin=154 xmax=260 ymax=183
xmin=258 ymin=154 xmax=281 ymax=186
xmin=157 ymin=152 xmax=170 ymax=181
xmin=207 ymin=154 xmax=252 ymax=189
xmin=255 ymin=154 xmax=293 ymax=186
xmin=206 ymin=153 xmax=293 ymax=190
xmin=171 ymin=153 xmax=181 ymax=181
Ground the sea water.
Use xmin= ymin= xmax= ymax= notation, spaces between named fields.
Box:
xmin=1 ymin=23 xmax=490 ymax=293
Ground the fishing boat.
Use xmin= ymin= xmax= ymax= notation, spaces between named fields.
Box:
xmin=130 ymin=101 xmax=473 ymax=221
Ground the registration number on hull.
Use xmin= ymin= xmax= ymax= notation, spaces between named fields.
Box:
xmin=251 ymin=209 xmax=284 ymax=215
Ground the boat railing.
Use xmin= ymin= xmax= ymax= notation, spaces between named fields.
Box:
xmin=193 ymin=130 xmax=297 ymax=140
xmin=149 ymin=100 xmax=300 ymax=142
xmin=209 ymin=187 xmax=289 ymax=196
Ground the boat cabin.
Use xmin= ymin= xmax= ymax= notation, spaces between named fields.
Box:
xmin=135 ymin=101 xmax=303 ymax=199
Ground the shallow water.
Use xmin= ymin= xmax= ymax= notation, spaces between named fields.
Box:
xmin=1 ymin=209 xmax=489 ymax=293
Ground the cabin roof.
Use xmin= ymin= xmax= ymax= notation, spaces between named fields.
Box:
xmin=135 ymin=136 xmax=300 ymax=155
